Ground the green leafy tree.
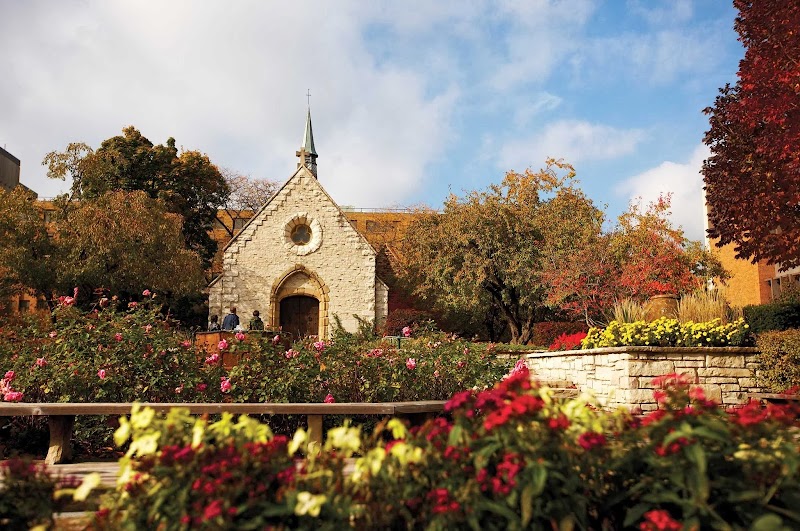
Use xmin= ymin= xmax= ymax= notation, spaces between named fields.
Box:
xmin=0 ymin=187 xmax=56 ymax=303
xmin=51 ymin=191 xmax=205 ymax=299
xmin=44 ymin=127 xmax=230 ymax=265
xmin=400 ymin=160 xmax=582 ymax=344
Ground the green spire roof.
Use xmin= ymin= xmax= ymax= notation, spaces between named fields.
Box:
xmin=301 ymin=107 xmax=317 ymax=156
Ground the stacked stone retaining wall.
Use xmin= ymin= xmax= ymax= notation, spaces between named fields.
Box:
xmin=523 ymin=347 xmax=761 ymax=411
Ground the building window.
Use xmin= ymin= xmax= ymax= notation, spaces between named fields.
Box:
xmin=213 ymin=219 xmax=227 ymax=230
xmin=43 ymin=211 xmax=53 ymax=223
xmin=18 ymin=299 xmax=30 ymax=313
xmin=233 ymin=217 xmax=251 ymax=230
xmin=291 ymin=224 xmax=312 ymax=245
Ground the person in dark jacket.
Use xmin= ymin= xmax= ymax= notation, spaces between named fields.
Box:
xmin=208 ymin=314 xmax=221 ymax=331
xmin=249 ymin=310 xmax=264 ymax=331
xmin=222 ymin=307 xmax=239 ymax=330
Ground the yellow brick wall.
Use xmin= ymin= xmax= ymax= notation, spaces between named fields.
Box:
xmin=711 ymin=240 xmax=773 ymax=308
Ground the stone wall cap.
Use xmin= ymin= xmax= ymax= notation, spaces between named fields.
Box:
xmin=522 ymin=345 xmax=759 ymax=358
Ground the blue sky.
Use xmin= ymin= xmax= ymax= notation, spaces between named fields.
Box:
xmin=0 ymin=1 xmax=743 ymax=240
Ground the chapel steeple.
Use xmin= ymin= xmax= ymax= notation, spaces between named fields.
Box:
xmin=296 ymin=105 xmax=318 ymax=178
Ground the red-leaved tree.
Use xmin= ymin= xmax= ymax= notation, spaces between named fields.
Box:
xmin=703 ymin=0 xmax=800 ymax=269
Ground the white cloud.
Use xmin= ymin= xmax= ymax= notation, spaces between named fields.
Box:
xmin=498 ymin=120 xmax=645 ymax=170
xmin=573 ymin=28 xmax=722 ymax=86
xmin=627 ymin=0 xmax=694 ymax=26
xmin=0 ymin=0 xmax=457 ymax=206
xmin=616 ymin=144 xmax=709 ymax=241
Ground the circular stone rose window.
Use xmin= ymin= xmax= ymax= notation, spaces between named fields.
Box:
xmin=291 ymin=224 xmax=312 ymax=245
xmin=284 ymin=213 xmax=323 ymax=256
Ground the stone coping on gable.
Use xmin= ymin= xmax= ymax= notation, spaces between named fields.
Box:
xmin=522 ymin=346 xmax=759 ymax=359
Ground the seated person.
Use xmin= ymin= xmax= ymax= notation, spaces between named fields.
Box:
xmin=208 ymin=314 xmax=221 ymax=331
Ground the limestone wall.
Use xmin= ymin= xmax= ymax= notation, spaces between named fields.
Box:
xmin=209 ymin=168 xmax=384 ymax=337
xmin=525 ymin=346 xmax=761 ymax=411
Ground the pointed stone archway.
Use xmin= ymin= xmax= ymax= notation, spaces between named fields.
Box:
xmin=270 ymin=265 xmax=329 ymax=338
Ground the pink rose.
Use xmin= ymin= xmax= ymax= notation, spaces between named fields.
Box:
xmin=128 ymin=301 xmax=138 ymax=309
xmin=313 ymin=341 xmax=326 ymax=352
xmin=48 ymin=331 xmax=57 ymax=338
xmin=205 ymin=353 xmax=220 ymax=365
xmin=457 ymin=361 xmax=466 ymax=369
xmin=235 ymin=332 xmax=246 ymax=341
xmin=402 ymin=326 xmax=412 ymax=338
xmin=144 ymin=324 xmax=152 ymax=333
xmin=197 ymin=383 xmax=208 ymax=392
xmin=324 ymin=393 xmax=335 ymax=403
xmin=406 ymin=358 xmax=417 ymax=370
xmin=35 ymin=358 xmax=47 ymax=367
xmin=60 ymin=296 xmax=75 ymax=307
xmin=434 ymin=370 xmax=440 ymax=378
xmin=272 ymin=335 xmax=281 ymax=345
xmin=97 ymin=369 xmax=107 ymax=380
xmin=175 ymin=384 xmax=184 ymax=394
xmin=285 ymin=349 xmax=299 ymax=359
xmin=4 ymin=391 xmax=23 ymax=402
xmin=220 ymin=377 xmax=232 ymax=393
xmin=114 ymin=333 xmax=123 ymax=342
xmin=181 ymin=340 xmax=192 ymax=348
xmin=218 ymin=339 xmax=229 ymax=351
xmin=142 ymin=289 xmax=151 ymax=297
xmin=4 ymin=371 xmax=15 ymax=381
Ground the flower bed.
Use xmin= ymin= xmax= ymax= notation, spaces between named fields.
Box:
xmin=71 ymin=368 xmax=800 ymax=530
xmin=0 ymin=300 xmax=510 ymax=454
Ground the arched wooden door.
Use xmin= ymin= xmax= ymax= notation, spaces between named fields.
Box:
xmin=279 ymin=295 xmax=320 ymax=338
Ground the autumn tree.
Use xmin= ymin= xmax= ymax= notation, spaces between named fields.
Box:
xmin=0 ymin=187 xmax=56 ymax=302
xmin=51 ymin=191 xmax=205 ymax=298
xmin=44 ymin=127 xmax=230 ymax=266
xmin=612 ymin=195 xmax=725 ymax=301
xmin=703 ymin=0 xmax=800 ymax=269
xmin=400 ymin=160 xmax=586 ymax=344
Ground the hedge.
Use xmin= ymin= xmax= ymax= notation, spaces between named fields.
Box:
xmin=755 ymin=329 xmax=800 ymax=392
xmin=743 ymin=302 xmax=800 ymax=333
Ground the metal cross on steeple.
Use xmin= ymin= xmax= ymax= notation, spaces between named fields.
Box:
xmin=306 ymin=89 xmax=311 ymax=107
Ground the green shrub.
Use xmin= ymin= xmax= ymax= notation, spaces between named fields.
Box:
xmin=581 ymin=317 xmax=753 ymax=349
xmin=743 ymin=302 xmax=800 ymax=333
xmin=0 ymin=458 xmax=73 ymax=530
xmin=756 ymin=329 xmax=800 ymax=392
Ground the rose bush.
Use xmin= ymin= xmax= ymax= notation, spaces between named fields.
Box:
xmin=0 ymin=297 xmax=511 ymax=453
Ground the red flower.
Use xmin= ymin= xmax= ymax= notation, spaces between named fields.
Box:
xmin=445 ymin=390 xmax=473 ymax=412
xmin=577 ymin=431 xmax=606 ymax=450
xmin=639 ymin=509 xmax=682 ymax=530
xmin=548 ymin=414 xmax=570 ymax=431
xmin=203 ymin=499 xmax=223 ymax=521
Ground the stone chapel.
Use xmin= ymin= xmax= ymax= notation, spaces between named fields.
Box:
xmin=208 ymin=110 xmax=389 ymax=338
